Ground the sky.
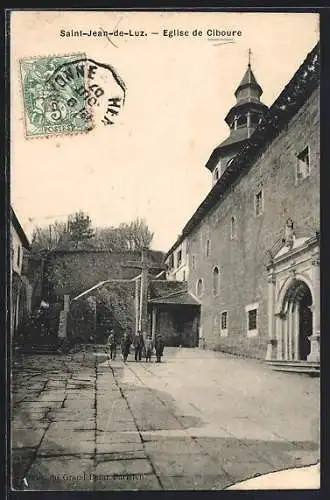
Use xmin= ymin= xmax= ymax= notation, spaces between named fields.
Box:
xmin=10 ymin=11 xmax=319 ymax=251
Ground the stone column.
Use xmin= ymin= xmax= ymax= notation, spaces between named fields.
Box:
xmin=247 ymin=112 xmax=251 ymax=138
xmin=276 ymin=315 xmax=283 ymax=360
xmin=64 ymin=294 xmax=70 ymax=312
xmin=308 ymin=252 xmax=320 ymax=362
xmin=140 ymin=248 xmax=149 ymax=334
xmin=293 ymin=305 xmax=299 ymax=360
xmin=266 ymin=272 xmax=277 ymax=360
xmin=152 ymin=306 xmax=157 ymax=342
xmin=135 ymin=278 xmax=140 ymax=333
xmin=288 ymin=304 xmax=294 ymax=360
xmin=283 ymin=314 xmax=288 ymax=360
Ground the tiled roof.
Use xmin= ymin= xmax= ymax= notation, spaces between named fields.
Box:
xmin=11 ymin=207 xmax=31 ymax=250
xmin=149 ymin=280 xmax=187 ymax=299
xmin=148 ymin=290 xmax=200 ymax=306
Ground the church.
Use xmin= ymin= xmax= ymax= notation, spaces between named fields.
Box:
xmin=165 ymin=43 xmax=320 ymax=367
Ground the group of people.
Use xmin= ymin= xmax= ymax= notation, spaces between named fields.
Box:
xmin=106 ymin=329 xmax=165 ymax=363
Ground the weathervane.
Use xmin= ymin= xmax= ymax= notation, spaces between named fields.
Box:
xmin=248 ymin=48 xmax=252 ymax=67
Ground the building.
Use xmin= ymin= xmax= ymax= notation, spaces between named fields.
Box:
xmin=165 ymin=43 xmax=320 ymax=364
xmin=11 ymin=207 xmax=32 ymax=338
xmin=68 ymin=248 xmax=200 ymax=346
xmin=165 ymin=238 xmax=189 ymax=281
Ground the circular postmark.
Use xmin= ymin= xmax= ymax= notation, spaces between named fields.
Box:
xmin=20 ymin=54 xmax=126 ymax=138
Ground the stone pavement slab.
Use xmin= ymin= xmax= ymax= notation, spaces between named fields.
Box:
xmin=159 ymin=473 xmax=232 ymax=490
xmin=11 ymin=348 xmax=319 ymax=491
xmin=25 ymin=456 xmax=95 ymax=490
xmin=12 ymin=429 xmax=45 ymax=449
xmin=95 ymin=458 xmax=153 ymax=475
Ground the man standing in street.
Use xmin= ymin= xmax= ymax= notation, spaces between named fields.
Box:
xmin=145 ymin=335 xmax=154 ymax=363
xmin=155 ymin=333 xmax=165 ymax=363
xmin=121 ymin=332 xmax=131 ymax=363
xmin=134 ymin=331 xmax=144 ymax=362
xmin=107 ymin=329 xmax=116 ymax=360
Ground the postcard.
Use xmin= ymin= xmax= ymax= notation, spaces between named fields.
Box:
xmin=9 ymin=10 xmax=320 ymax=491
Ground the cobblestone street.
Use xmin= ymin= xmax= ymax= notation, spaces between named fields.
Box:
xmin=11 ymin=347 xmax=320 ymax=491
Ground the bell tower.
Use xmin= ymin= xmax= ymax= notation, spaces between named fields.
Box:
xmin=206 ymin=50 xmax=268 ymax=185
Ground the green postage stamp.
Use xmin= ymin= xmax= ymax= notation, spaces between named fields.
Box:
xmin=20 ymin=53 xmax=126 ymax=138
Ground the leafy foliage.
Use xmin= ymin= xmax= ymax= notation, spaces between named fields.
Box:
xmin=67 ymin=211 xmax=95 ymax=248
xmin=31 ymin=221 xmax=68 ymax=252
xmin=93 ymin=217 xmax=154 ymax=250
xmin=31 ymin=213 xmax=153 ymax=253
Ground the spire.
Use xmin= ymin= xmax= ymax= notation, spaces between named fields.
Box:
xmin=234 ymin=50 xmax=263 ymax=101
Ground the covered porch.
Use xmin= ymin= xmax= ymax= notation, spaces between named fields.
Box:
xmin=148 ymin=290 xmax=200 ymax=347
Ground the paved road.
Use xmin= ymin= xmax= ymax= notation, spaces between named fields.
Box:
xmin=11 ymin=347 xmax=319 ymax=490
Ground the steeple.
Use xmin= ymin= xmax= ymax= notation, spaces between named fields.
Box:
xmin=205 ymin=50 xmax=268 ymax=182
xmin=234 ymin=51 xmax=263 ymax=104
xmin=223 ymin=50 xmax=268 ymax=144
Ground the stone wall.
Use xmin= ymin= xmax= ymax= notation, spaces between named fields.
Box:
xmin=69 ymin=280 xmax=136 ymax=344
xmin=187 ymin=88 xmax=319 ymax=358
xmin=43 ymin=249 xmax=164 ymax=300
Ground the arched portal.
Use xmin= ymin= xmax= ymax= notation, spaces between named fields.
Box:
xmin=278 ymin=280 xmax=313 ymax=361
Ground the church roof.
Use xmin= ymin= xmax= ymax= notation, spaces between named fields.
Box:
xmin=165 ymin=42 xmax=320 ymax=260
xmin=216 ymin=127 xmax=249 ymax=149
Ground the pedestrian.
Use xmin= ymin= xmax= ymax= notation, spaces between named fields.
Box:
xmin=133 ymin=331 xmax=144 ymax=362
xmin=155 ymin=333 xmax=165 ymax=363
xmin=121 ymin=332 xmax=131 ymax=363
xmin=145 ymin=335 xmax=154 ymax=362
xmin=107 ymin=329 xmax=116 ymax=360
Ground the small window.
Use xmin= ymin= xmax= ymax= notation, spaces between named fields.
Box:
xmin=192 ymin=255 xmax=196 ymax=270
xmin=177 ymin=250 xmax=182 ymax=267
xmin=245 ymin=303 xmax=259 ymax=337
xmin=205 ymin=239 xmax=211 ymax=258
xmin=17 ymin=245 xmax=21 ymax=268
xmin=214 ymin=167 xmax=219 ymax=181
xmin=212 ymin=266 xmax=220 ymax=296
xmin=221 ymin=311 xmax=227 ymax=330
xmin=230 ymin=216 xmax=237 ymax=240
xmin=251 ymin=113 xmax=260 ymax=127
xmin=255 ymin=190 xmax=264 ymax=217
xmin=169 ymin=254 xmax=174 ymax=269
xmin=183 ymin=270 xmax=186 ymax=281
xmin=296 ymin=146 xmax=310 ymax=182
xmin=248 ymin=310 xmax=257 ymax=330
xmin=237 ymin=115 xmax=247 ymax=128
xmin=196 ymin=279 xmax=203 ymax=297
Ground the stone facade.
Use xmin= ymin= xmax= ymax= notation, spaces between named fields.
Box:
xmin=165 ymin=44 xmax=320 ymax=360
xmin=187 ymin=88 xmax=319 ymax=357
xmin=10 ymin=208 xmax=31 ymax=339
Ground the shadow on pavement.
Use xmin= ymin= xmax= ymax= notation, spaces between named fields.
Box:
xmin=10 ymin=348 xmax=320 ymax=491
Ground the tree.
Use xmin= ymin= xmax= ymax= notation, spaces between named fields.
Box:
xmin=67 ymin=211 xmax=95 ymax=249
xmin=31 ymin=221 xmax=68 ymax=253
xmin=93 ymin=217 xmax=154 ymax=251
xmin=121 ymin=218 xmax=154 ymax=250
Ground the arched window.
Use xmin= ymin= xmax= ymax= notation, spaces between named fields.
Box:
xmin=212 ymin=267 xmax=220 ymax=296
xmin=205 ymin=239 xmax=211 ymax=258
xmin=230 ymin=216 xmax=237 ymax=240
xmin=196 ymin=278 xmax=203 ymax=297
xmin=237 ymin=115 xmax=247 ymax=128
xmin=251 ymin=113 xmax=260 ymax=127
